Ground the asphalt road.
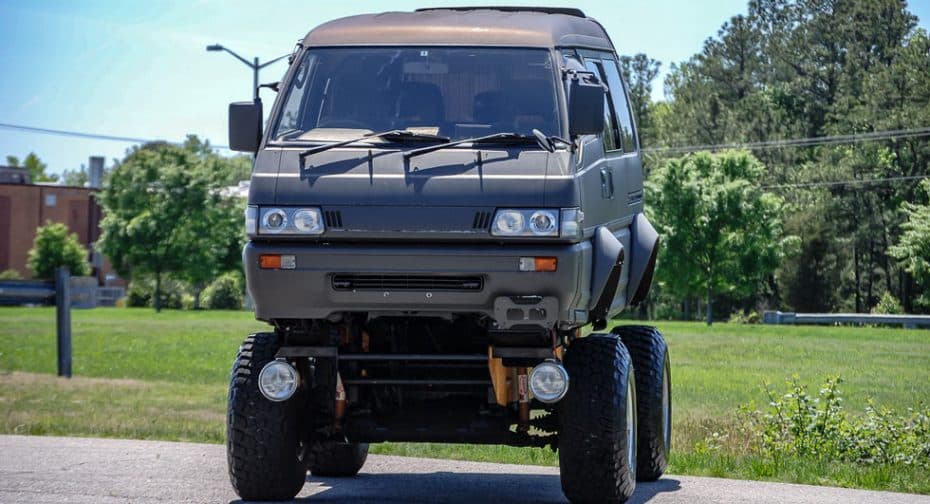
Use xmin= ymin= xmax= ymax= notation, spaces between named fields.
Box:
xmin=1 ymin=435 xmax=928 ymax=503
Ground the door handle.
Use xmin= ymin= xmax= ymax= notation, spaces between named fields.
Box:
xmin=600 ymin=168 xmax=614 ymax=199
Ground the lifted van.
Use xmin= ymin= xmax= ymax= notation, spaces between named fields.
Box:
xmin=226 ymin=7 xmax=669 ymax=503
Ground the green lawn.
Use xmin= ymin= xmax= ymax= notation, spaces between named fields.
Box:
xmin=1 ymin=307 xmax=928 ymax=493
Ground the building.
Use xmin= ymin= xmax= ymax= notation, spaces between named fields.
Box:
xmin=0 ymin=159 xmax=118 ymax=283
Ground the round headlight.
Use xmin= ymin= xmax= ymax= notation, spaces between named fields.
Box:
xmin=529 ymin=211 xmax=557 ymax=235
xmin=261 ymin=208 xmax=287 ymax=234
xmin=529 ymin=360 xmax=569 ymax=403
xmin=494 ymin=211 xmax=525 ymax=235
xmin=292 ymin=209 xmax=322 ymax=233
xmin=258 ymin=360 xmax=299 ymax=402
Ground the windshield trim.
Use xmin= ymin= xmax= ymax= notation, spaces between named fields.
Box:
xmin=268 ymin=45 xmax=566 ymax=145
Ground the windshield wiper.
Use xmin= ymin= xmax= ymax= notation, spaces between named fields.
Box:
xmin=531 ymin=128 xmax=572 ymax=153
xmin=298 ymin=130 xmax=449 ymax=161
xmin=402 ymin=132 xmax=538 ymax=161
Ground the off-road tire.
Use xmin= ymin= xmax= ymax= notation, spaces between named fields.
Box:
xmin=227 ymin=332 xmax=306 ymax=501
xmin=613 ymin=325 xmax=671 ymax=481
xmin=307 ymin=441 xmax=369 ymax=477
xmin=559 ymin=333 xmax=637 ymax=503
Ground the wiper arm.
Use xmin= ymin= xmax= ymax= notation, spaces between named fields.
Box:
xmin=298 ymin=130 xmax=449 ymax=161
xmin=403 ymin=132 xmax=535 ymax=160
xmin=532 ymin=128 xmax=572 ymax=153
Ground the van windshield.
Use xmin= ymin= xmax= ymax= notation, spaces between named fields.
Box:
xmin=272 ymin=47 xmax=562 ymax=143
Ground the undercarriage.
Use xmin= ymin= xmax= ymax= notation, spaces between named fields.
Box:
xmin=274 ymin=314 xmax=568 ymax=448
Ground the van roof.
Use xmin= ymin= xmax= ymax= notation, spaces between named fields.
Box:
xmin=302 ymin=8 xmax=614 ymax=51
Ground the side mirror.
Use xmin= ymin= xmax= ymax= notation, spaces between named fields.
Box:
xmin=228 ymin=101 xmax=263 ymax=152
xmin=568 ymin=74 xmax=606 ymax=138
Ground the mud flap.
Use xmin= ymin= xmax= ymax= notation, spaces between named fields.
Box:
xmin=588 ymin=226 xmax=625 ymax=330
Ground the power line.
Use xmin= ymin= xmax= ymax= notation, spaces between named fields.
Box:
xmin=762 ymin=174 xmax=930 ymax=190
xmin=0 ymin=122 xmax=230 ymax=150
xmin=2 ymin=121 xmax=928 ymax=157
xmin=643 ymin=126 xmax=930 ymax=154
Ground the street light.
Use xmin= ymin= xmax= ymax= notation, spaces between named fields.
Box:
xmin=206 ymin=44 xmax=290 ymax=101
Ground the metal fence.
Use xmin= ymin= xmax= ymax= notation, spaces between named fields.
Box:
xmin=763 ymin=311 xmax=930 ymax=329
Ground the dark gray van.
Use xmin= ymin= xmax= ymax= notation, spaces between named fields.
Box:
xmin=226 ymin=7 xmax=669 ymax=503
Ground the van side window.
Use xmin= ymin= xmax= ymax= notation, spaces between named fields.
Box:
xmin=601 ymin=60 xmax=637 ymax=152
xmin=583 ymin=60 xmax=619 ymax=151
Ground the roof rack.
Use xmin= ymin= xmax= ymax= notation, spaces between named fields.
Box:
xmin=415 ymin=7 xmax=586 ymax=18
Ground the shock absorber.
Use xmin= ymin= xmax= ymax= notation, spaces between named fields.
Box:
xmin=517 ymin=367 xmax=530 ymax=432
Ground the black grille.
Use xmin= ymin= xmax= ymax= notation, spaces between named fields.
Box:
xmin=332 ymin=274 xmax=483 ymax=291
xmin=472 ymin=211 xmax=492 ymax=230
xmin=324 ymin=210 xmax=343 ymax=228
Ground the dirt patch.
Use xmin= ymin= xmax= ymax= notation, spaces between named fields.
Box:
xmin=0 ymin=371 xmax=152 ymax=390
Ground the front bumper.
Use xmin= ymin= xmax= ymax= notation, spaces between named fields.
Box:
xmin=244 ymin=240 xmax=593 ymax=325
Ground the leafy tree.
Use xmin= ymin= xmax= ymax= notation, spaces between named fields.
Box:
xmin=60 ymin=165 xmax=88 ymax=187
xmin=98 ymin=138 xmax=246 ymax=311
xmin=5 ymin=152 xmax=58 ymax=183
xmin=650 ymin=0 xmax=927 ymax=315
xmin=27 ymin=222 xmax=90 ymax=279
xmin=889 ymin=180 xmax=930 ymax=308
xmin=619 ymin=53 xmax=660 ymax=142
xmin=778 ymin=205 xmax=843 ymax=312
xmin=648 ymin=151 xmax=794 ymax=324
xmin=175 ymin=135 xmax=248 ymax=307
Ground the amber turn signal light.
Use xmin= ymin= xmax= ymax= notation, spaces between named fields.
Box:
xmin=519 ymin=256 xmax=558 ymax=272
xmin=259 ymin=254 xmax=281 ymax=269
xmin=535 ymin=257 xmax=558 ymax=272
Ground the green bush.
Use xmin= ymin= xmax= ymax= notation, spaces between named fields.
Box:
xmin=203 ymin=272 xmax=243 ymax=310
xmin=872 ymin=291 xmax=904 ymax=314
xmin=125 ymin=277 xmax=185 ymax=309
xmin=0 ymin=269 xmax=22 ymax=280
xmin=27 ymin=222 xmax=90 ymax=279
xmin=125 ymin=281 xmax=151 ymax=308
xmin=728 ymin=309 xmax=761 ymax=324
xmin=733 ymin=376 xmax=930 ymax=469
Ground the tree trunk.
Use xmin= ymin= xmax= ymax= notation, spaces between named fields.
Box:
xmin=154 ymin=271 xmax=162 ymax=313
xmin=853 ymin=244 xmax=861 ymax=313
xmin=866 ymin=238 xmax=874 ymax=310
xmin=193 ymin=286 xmax=203 ymax=310
xmin=683 ymin=297 xmax=691 ymax=321
xmin=706 ymin=285 xmax=713 ymax=326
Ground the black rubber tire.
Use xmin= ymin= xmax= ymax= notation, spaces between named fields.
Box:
xmin=613 ymin=325 xmax=671 ymax=481
xmin=307 ymin=440 xmax=369 ymax=477
xmin=227 ymin=332 xmax=306 ymax=501
xmin=559 ymin=333 xmax=637 ymax=503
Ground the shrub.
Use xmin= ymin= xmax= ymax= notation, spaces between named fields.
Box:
xmin=728 ymin=309 xmax=761 ymax=324
xmin=125 ymin=281 xmax=151 ymax=307
xmin=872 ymin=291 xmax=904 ymax=314
xmin=731 ymin=376 xmax=930 ymax=469
xmin=27 ymin=222 xmax=90 ymax=279
xmin=0 ymin=269 xmax=22 ymax=280
xmin=203 ymin=272 xmax=243 ymax=310
xmin=126 ymin=277 xmax=185 ymax=309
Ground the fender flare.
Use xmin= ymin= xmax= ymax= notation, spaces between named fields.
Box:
xmin=627 ymin=213 xmax=660 ymax=305
xmin=588 ymin=226 xmax=625 ymax=330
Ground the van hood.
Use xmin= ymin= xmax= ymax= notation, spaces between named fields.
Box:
xmin=250 ymin=147 xmax=575 ymax=207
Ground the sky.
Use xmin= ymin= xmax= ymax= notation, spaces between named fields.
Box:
xmin=1 ymin=0 xmax=929 ymax=178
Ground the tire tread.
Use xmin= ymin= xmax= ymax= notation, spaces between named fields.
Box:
xmin=613 ymin=325 xmax=670 ymax=481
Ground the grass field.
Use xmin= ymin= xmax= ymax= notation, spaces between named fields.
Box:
xmin=1 ymin=307 xmax=928 ymax=493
